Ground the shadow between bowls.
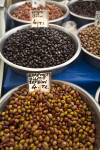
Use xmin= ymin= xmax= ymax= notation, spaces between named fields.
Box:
xmin=0 ymin=24 xmax=81 ymax=76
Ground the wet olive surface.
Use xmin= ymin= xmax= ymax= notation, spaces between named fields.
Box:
xmin=3 ymin=28 xmax=76 ymax=68
xmin=79 ymin=25 xmax=100 ymax=57
xmin=12 ymin=3 xmax=64 ymax=21
xmin=0 ymin=83 xmax=95 ymax=149
xmin=69 ymin=1 xmax=100 ymax=18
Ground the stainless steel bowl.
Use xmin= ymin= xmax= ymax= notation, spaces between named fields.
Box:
xmin=0 ymin=24 xmax=81 ymax=76
xmin=95 ymin=87 xmax=100 ymax=105
xmin=77 ymin=22 xmax=100 ymax=69
xmin=68 ymin=0 xmax=95 ymax=27
xmin=0 ymin=80 xmax=100 ymax=149
xmin=8 ymin=0 xmax=69 ymax=26
xmin=50 ymin=0 xmax=64 ymax=2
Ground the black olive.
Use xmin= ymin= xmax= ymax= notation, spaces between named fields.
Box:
xmin=69 ymin=0 xmax=100 ymax=18
xmin=3 ymin=28 xmax=76 ymax=68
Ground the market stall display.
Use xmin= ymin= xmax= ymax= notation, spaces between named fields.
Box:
xmin=0 ymin=1 xmax=100 ymax=149
xmin=68 ymin=0 xmax=100 ymax=27
xmin=0 ymin=80 xmax=100 ymax=149
xmin=0 ymin=24 xmax=81 ymax=76
xmin=8 ymin=0 xmax=69 ymax=26
xmin=77 ymin=23 xmax=100 ymax=68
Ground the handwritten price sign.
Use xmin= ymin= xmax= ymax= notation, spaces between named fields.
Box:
xmin=31 ymin=10 xmax=48 ymax=27
xmin=27 ymin=72 xmax=51 ymax=92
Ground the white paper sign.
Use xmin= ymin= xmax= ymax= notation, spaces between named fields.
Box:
xmin=27 ymin=72 xmax=51 ymax=92
xmin=0 ymin=0 xmax=5 ymax=7
xmin=95 ymin=11 xmax=100 ymax=27
xmin=32 ymin=0 xmax=45 ymax=8
xmin=31 ymin=10 xmax=48 ymax=27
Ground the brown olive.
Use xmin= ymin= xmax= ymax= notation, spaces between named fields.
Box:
xmin=0 ymin=83 xmax=95 ymax=149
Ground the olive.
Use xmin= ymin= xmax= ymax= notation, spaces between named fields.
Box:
xmin=69 ymin=0 xmax=100 ymax=18
xmin=0 ymin=83 xmax=95 ymax=149
xmin=3 ymin=28 xmax=76 ymax=68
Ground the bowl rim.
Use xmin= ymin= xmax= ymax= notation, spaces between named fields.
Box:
xmin=77 ymin=22 xmax=100 ymax=61
xmin=95 ymin=86 xmax=100 ymax=104
xmin=68 ymin=0 xmax=95 ymax=20
xmin=0 ymin=24 xmax=81 ymax=72
xmin=7 ymin=0 xmax=69 ymax=24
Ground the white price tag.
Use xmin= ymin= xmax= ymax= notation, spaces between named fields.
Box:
xmin=95 ymin=11 xmax=100 ymax=27
xmin=0 ymin=0 xmax=5 ymax=7
xmin=32 ymin=0 xmax=45 ymax=8
xmin=27 ymin=72 xmax=51 ymax=92
xmin=31 ymin=10 xmax=48 ymax=27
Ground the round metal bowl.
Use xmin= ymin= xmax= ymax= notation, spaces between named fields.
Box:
xmin=7 ymin=0 xmax=69 ymax=26
xmin=0 ymin=24 xmax=81 ymax=76
xmin=77 ymin=22 xmax=100 ymax=69
xmin=0 ymin=80 xmax=100 ymax=149
xmin=68 ymin=0 xmax=95 ymax=27
xmin=95 ymin=87 xmax=100 ymax=105
xmin=50 ymin=0 xmax=64 ymax=2
xmin=50 ymin=0 xmax=65 ymax=3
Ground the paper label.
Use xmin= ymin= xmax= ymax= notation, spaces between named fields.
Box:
xmin=32 ymin=0 xmax=45 ymax=8
xmin=27 ymin=72 xmax=51 ymax=92
xmin=31 ymin=10 xmax=48 ymax=27
xmin=0 ymin=0 xmax=5 ymax=7
xmin=95 ymin=11 xmax=100 ymax=27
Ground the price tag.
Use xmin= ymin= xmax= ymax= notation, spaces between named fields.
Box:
xmin=32 ymin=0 xmax=45 ymax=8
xmin=0 ymin=0 xmax=5 ymax=7
xmin=31 ymin=10 xmax=48 ymax=27
xmin=95 ymin=11 xmax=100 ymax=27
xmin=27 ymin=72 xmax=51 ymax=92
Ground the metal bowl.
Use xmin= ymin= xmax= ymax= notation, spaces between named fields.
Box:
xmin=8 ymin=0 xmax=69 ymax=26
xmin=77 ymin=22 xmax=100 ymax=68
xmin=0 ymin=24 xmax=81 ymax=76
xmin=50 ymin=0 xmax=65 ymax=3
xmin=0 ymin=79 xmax=100 ymax=149
xmin=95 ymin=87 xmax=100 ymax=105
xmin=68 ymin=0 xmax=95 ymax=27
xmin=50 ymin=0 xmax=64 ymax=2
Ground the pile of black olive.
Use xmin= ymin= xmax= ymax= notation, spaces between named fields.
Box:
xmin=3 ymin=28 xmax=76 ymax=68
xmin=69 ymin=0 xmax=100 ymax=18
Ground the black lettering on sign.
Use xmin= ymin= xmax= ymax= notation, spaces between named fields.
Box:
xmin=31 ymin=10 xmax=48 ymax=27
xmin=32 ymin=84 xmax=37 ymax=89
xmin=33 ymin=19 xmax=37 ymax=24
xmin=27 ymin=72 xmax=51 ymax=92
xmin=42 ymin=85 xmax=48 ymax=89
